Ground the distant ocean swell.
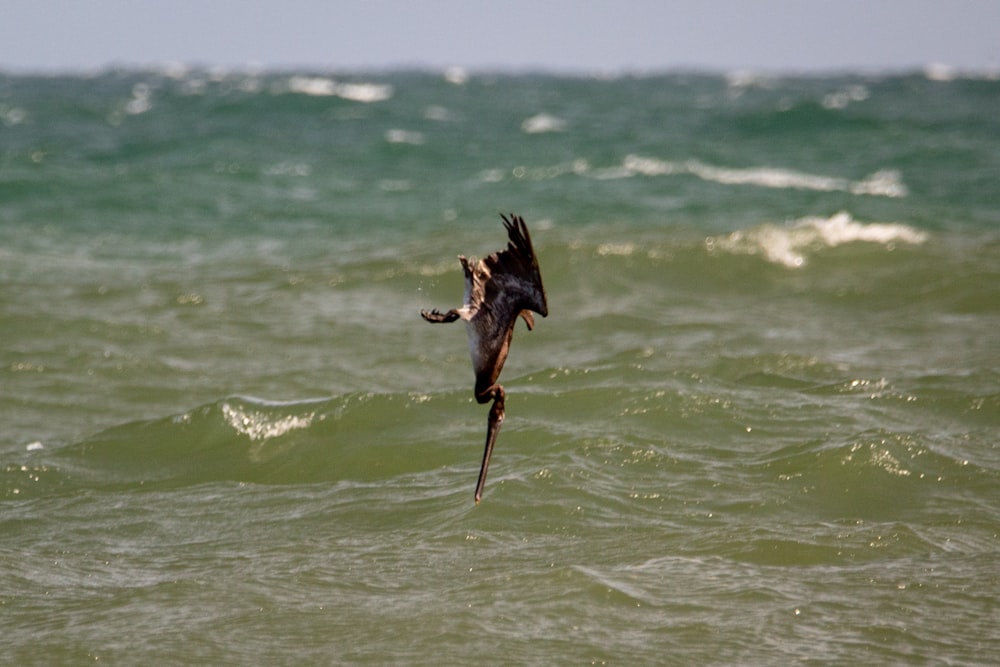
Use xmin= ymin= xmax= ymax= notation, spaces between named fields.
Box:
xmin=483 ymin=153 xmax=908 ymax=200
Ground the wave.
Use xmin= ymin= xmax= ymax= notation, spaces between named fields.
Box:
xmin=521 ymin=112 xmax=568 ymax=134
xmin=752 ymin=429 xmax=1000 ymax=523
xmin=479 ymin=153 xmax=907 ymax=198
xmin=705 ymin=211 xmax=928 ymax=268
xmin=285 ymin=75 xmax=393 ymax=102
xmin=619 ymin=155 xmax=908 ymax=198
xmin=3 ymin=393 xmax=467 ymax=498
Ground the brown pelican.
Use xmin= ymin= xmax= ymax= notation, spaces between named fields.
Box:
xmin=421 ymin=213 xmax=548 ymax=503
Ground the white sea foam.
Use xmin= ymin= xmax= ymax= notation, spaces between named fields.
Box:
xmin=725 ymin=70 xmax=776 ymax=92
xmin=804 ymin=212 xmax=927 ymax=246
xmin=384 ymin=129 xmax=425 ymax=145
xmin=444 ymin=66 xmax=469 ymax=85
xmin=822 ymin=84 xmax=870 ymax=109
xmin=286 ymin=76 xmax=393 ymax=102
xmin=621 ymin=154 xmax=680 ymax=176
xmin=222 ymin=402 xmax=315 ymax=441
xmin=596 ymin=242 xmax=637 ymax=257
xmin=480 ymin=159 xmax=590 ymax=182
xmin=687 ymin=160 xmax=847 ymax=192
xmin=125 ymin=83 xmax=153 ymax=115
xmin=335 ymin=82 xmax=394 ymax=103
xmin=0 ymin=104 xmax=26 ymax=126
xmin=478 ymin=168 xmax=505 ymax=183
xmin=709 ymin=212 xmax=928 ymax=268
xmin=288 ymin=76 xmax=337 ymax=96
xmin=850 ymin=169 xmax=908 ymax=197
xmin=618 ymin=154 xmax=907 ymax=198
xmin=924 ymin=63 xmax=958 ymax=82
xmin=521 ymin=113 xmax=567 ymax=134
xmin=479 ymin=153 xmax=906 ymax=199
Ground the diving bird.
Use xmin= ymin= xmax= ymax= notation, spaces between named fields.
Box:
xmin=421 ymin=213 xmax=548 ymax=503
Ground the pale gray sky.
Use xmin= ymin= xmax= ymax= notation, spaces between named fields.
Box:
xmin=3 ymin=0 xmax=999 ymax=74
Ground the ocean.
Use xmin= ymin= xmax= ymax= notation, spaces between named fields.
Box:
xmin=2 ymin=67 xmax=998 ymax=664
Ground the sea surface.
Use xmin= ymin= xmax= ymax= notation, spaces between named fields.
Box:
xmin=2 ymin=66 xmax=999 ymax=664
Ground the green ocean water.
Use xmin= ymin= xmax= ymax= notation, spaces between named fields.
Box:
xmin=2 ymin=68 xmax=999 ymax=664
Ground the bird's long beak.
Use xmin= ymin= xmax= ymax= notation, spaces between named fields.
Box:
xmin=475 ymin=395 xmax=505 ymax=504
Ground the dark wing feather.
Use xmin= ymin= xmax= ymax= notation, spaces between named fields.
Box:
xmin=488 ymin=214 xmax=547 ymax=315
xmin=467 ymin=214 xmax=548 ymax=392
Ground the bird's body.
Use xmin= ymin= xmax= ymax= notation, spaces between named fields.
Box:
xmin=421 ymin=213 xmax=547 ymax=503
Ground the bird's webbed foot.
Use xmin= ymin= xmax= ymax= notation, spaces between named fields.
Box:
xmin=421 ymin=308 xmax=460 ymax=323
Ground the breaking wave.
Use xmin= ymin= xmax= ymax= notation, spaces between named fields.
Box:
xmin=620 ymin=155 xmax=908 ymax=198
xmin=4 ymin=393 xmax=466 ymax=497
xmin=706 ymin=211 xmax=928 ymax=268
xmin=479 ymin=153 xmax=907 ymax=199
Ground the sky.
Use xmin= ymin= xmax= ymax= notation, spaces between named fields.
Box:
xmin=3 ymin=0 xmax=999 ymax=75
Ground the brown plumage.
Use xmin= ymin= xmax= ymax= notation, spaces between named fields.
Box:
xmin=421 ymin=213 xmax=548 ymax=503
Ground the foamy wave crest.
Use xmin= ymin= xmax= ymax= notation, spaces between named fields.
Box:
xmin=521 ymin=113 xmax=568 ymax=134
xmin=708 ymin=212 xmax=928 ymax=268
xmin=687 ymin=160 xmax=845 ymax=191
xmin=619 ymin=155 xmax=907 ymax=198
xmin=286 ymin=76 xmax=393 ymax=102
xmin=849 ymin=169 xmax=908 ymax=198
xmin=221 ymin=399 xmax=318 ymax=441
xmin=822 ymin=84 xmax=870 ymax=110
xmin=478 ymin=154 xmax=906 ymax=198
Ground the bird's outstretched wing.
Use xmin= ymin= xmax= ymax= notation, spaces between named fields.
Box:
xmin=465 ymin=214 xmax=548 ymax=393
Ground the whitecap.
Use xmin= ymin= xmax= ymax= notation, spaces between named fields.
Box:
xmin=222 ymin=402 xmax=315 ymax=441
xmin=621 ymin=154 xmax=680 ymax=176
xmin=444 ymin=66 xmax=469 ymax=85
xmin=521 ymin=113 xmax=567 ymax=134
xmin=288 ymin=75 xmax=337 ymax=96
xmin=803 ymin=211 xmax=927 ymax=247
xmin=384 ymin=129 xmax=425 ymax=145
xmin=125 ymin=83 xmax=153 ymax=115
xmin=596 ymin=242 xmax=637 ymax=257
xmin=158 ymin=61 xmax=190 ymax=80
xmin=478 ymin=169 xmax=505 ymax=183
xmin=725 ymin=70 xmax=776 ymax=95
xmin=924 ymin=63 xmax=957 ymax=82
xmin=686 ymin=160 xmax=847 ymax=192
xmin=287 ymin=76 xmax=393 ymax=102
xmin=335 ymin=81 xmax=393 ymax=103
xmin=620 ymin=154 xmax=907 ymax=198
xmin=0 ymin=104 xmax=26 ymax=126
xmin=709 ymin=212 xmax=928 ymax=269
xmin=850 ymin=169 xmax=908 ymax=198
xmin=822 ymin=84 xmax=870 ymax=110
